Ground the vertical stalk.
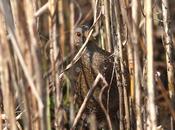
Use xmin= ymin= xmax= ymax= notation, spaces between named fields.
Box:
xmin=104 ymin=0 xmax=112 ymax=52
xmin=58 ymin=0 xmax=65 ymax=57
xmin=145 ymin=0 xmax=157 ymax=129
xmin=162 ymin=0 xmax=175 ymax=104
xmin=162 ymin=0 xmax=175 ymax=129
xmin=70 ymin=0 xmax=75 ymax=53
xmin=24 ymin=0 xmax=48 ymax=129
xmin=10 ymin=1 xmax=45 ymax=129
xmin=69 ymin=0 xmax=75 ymax=126
xmin=118 ymin=0 xmax=135 ymax=104
xmin=117 ymin=0 xmax=132 ymax=129
xmin=132 ymin=0 xmax=142 ymax=130
xmin=0 ymin=110 xmax=1 ymax=130
xmin=113 ymin=1 xmax=124 ymax=129
xmin=0 ymin=9 xmax=17 ymax=130
xmin=111 ymin=0 xmax=126 ymax=129
xmin=49 ymin=0 xmax=63 ymax=129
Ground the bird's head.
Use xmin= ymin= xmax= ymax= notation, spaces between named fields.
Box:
xmin=74 ymin=25 xmax=89 ymax=49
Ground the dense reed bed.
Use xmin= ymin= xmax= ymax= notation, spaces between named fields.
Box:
xmin=0 ymin=0 xmax=175 ymax=130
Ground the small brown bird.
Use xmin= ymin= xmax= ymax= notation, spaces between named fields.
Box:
xmin=69 ymin=26 xmax=119 ymax=129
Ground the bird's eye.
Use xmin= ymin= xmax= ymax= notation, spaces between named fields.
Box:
xmin=76 ymin=32 xmax=81 ymax=37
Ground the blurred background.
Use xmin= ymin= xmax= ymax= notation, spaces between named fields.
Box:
xmin=0 ymin=0 xmax=175 ymax=130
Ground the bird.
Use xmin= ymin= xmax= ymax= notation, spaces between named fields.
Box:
xmin=68 ymin=25 xmax=119 ymax=129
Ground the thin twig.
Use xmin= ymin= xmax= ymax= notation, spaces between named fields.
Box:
xmin=34 ymin=2 xmax=48 ymax=17
xmin=99 ymin=85 xmax=113 ymax=130
xmin=71 ymin=73 xmax=108 ymax=129
xmin=8 ymin=29 xmax=44 ymax=112
xmin=59 ymin=29 xmax=94 ymax=78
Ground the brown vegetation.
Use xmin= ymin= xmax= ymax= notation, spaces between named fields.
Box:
xmin=0 ymin=0 xmax=175 ymax=130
